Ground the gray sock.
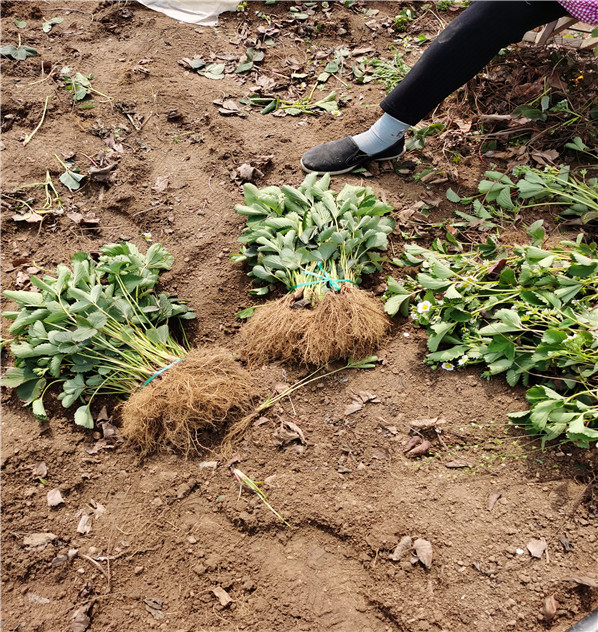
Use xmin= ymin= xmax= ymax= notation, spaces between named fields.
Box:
xmin=352 ymin=112 xmax=409 ymax=155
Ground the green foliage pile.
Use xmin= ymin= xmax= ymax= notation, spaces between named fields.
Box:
xmin=384 ymin=235 xmax=598 ymax=447
xmin=447 ymin=165 xmax=598 ymax=226
xmin=240 ymin=90 xmax=340 ymax=117
xmin=359 ymin=51 xmax=411 ymax=92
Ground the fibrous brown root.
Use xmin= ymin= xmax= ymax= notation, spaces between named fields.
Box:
xmin=241 ymin=285 xmax=389 ymax=366
xmin=121 ymin=346 xmax=256 ymax=455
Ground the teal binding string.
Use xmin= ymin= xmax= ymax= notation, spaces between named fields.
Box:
xmin=140 ymin=357 xmax=183 ymax=388
xmin=290 ymin=264 xmax=356 ymax=291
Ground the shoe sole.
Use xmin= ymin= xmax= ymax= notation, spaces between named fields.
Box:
xmin=300 ymin=149 xmax=405 ymax=176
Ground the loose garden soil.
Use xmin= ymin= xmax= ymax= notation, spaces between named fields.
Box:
xmin=1 ymin=2 xmax=597 ymax=632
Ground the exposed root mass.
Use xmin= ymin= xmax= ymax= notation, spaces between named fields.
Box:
xmin=121 ymin=346 xmax=256 ymax=455
xmin=242 ymin=286 xmax=389 ymax=366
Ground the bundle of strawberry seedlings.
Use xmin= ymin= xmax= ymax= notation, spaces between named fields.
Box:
xmin=383 ymin=236 xmax=598 ymax=447
xmin=233 ymin=173 xmax=395 ymax=365
xmin=1 ymin=242 xmax=255 ymax=453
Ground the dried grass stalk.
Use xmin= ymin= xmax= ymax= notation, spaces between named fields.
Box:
xmin=121 ymin=346 xmax=256 ymax=455
xmin=241 ymin=286 xmax=389 ymax=366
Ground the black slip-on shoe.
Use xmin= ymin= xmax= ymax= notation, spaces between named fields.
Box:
xmin=300 ymin=135 xmax=405 ymax=175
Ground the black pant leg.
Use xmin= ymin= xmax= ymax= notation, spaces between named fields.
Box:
xmin=380 ymin=0 xmax=569 ymax=125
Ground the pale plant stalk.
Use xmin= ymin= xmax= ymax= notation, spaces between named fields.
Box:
xmin=231 ymin=468 xmax=291 ymax=527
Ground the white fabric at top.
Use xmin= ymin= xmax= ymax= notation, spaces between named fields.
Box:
xmin=137 ymin=0 xmax=239 ymax=25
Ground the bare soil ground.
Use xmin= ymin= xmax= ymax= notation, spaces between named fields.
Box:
xmin=1 ymin=2 xmax=597 ymax=632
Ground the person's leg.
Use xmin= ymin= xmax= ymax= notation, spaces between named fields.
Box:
xmin=301 ymin=0 xmax=568 ymax=174
xmin=381 ymin=0 xmax=569 ymax=125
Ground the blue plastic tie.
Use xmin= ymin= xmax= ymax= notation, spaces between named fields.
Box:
xmin=291 ymin=264 xmax=355 ymax=292
xmin=141 ymin=357 xmax=183 ymax=388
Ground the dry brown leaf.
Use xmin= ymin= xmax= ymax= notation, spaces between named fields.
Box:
xmin=547 ymin=69 xmax=568 ymax=91
xmin=354 ymin=391 xmax=380 ymax=403
xmin=406 ymin=439 xmax=432 ymax=458
xmin=70 ymin=600 xmax=94 ymax=632
xmin=47 ymin=488 xmax=65 ymax=507
xmin=421 ymin=194 xmax=443 ymax=208
xmin=23 ymin=532 xmax=56 ymax=548
xmin=414 ymin=538 xmax=433 ymax=569
xmin=352 ymin=46 xmax=375 ymax=56
xmin=558 ymin=534 xmax=572 ymax=552
xmin=99 ymin=421 xmax=122 ymax=440
xmin=402 ymin=435 xmax=422 ymax=453
xmin=389 ymin=536 xmax=412 ymax=562
xmin=76 ymin=512 xmax=92 ymax=535
xmin=144 ymin=597 xmax=164 ymax=620
xmin=283 ymin=421 xmax=305 ymax=443
xmin=13 ymin=211 xmax=44 ymax=223
xmin=254 ymin=75 xmax=275 ymax=91
xmin=486 ymin=492 xmax=501 ymax=512
xmin=564 ymin=576 xmax=598 ymax=588
xmin=152 ymin=176 xmax=169 ymax=193
xmin=445 ymin=460 xmax=470 ymax=469
xmin=273 ymin=420 xmax=305 ymax=446
xmin=235 ymin=163 xmax=261 ymax=181
xmin=86 ymin=421 xmax=123 ymax=454
xmin=85 ymin=439 xmax=116 ymax=455
xmin=408 ymin=417 xmax=445 ymax=430
xmin=509 ymin=80 xmax=542 ymax=101
xmin=104 ymin=134 xmax=123 ymax=153
xmin=531 ymin=149 xmax=559 ymax=166
xmin=527 ymin=538 xmax=547 ymax=559
xmin=542 ymin=594 xmax=558 ymax=622
xmin=483 ymin=149 xmax=520 ymax=160
xmin=199 ymin=460 xmax=218 ymax=470
xmin=396 ymin=203 xmax=429 ymax=224
xmin=15 ymin=270 xmax=30 ymax=287
xmin=454 ymin=118 xmax=472 ymax=133
xmin=344 ymin=402 xmax=363 ymax=416
xmin=212 ymin=586 xmax=232 ymax=607
xmin=487 ymin=259 xmax=507 ymax=276
xmin=51 ymin=554 xmax=69 ymax=567
xmin=220 ymin=99 xmax=239 ymax=112
xmin=32 ymin=462 xmax=48 ymax=478
xmin=225 ymin=454 xmax=241 ymax=468
xmin=66 ymin=212 xmax=83 ymax=224
xmin=90 ymin=501 xmax=105 ymax=517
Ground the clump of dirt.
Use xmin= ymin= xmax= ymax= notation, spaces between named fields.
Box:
xmin=242 ymin=286 xmax=389 ymax=366
xmin=121 ymin=346 xmax=257 ymax=454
